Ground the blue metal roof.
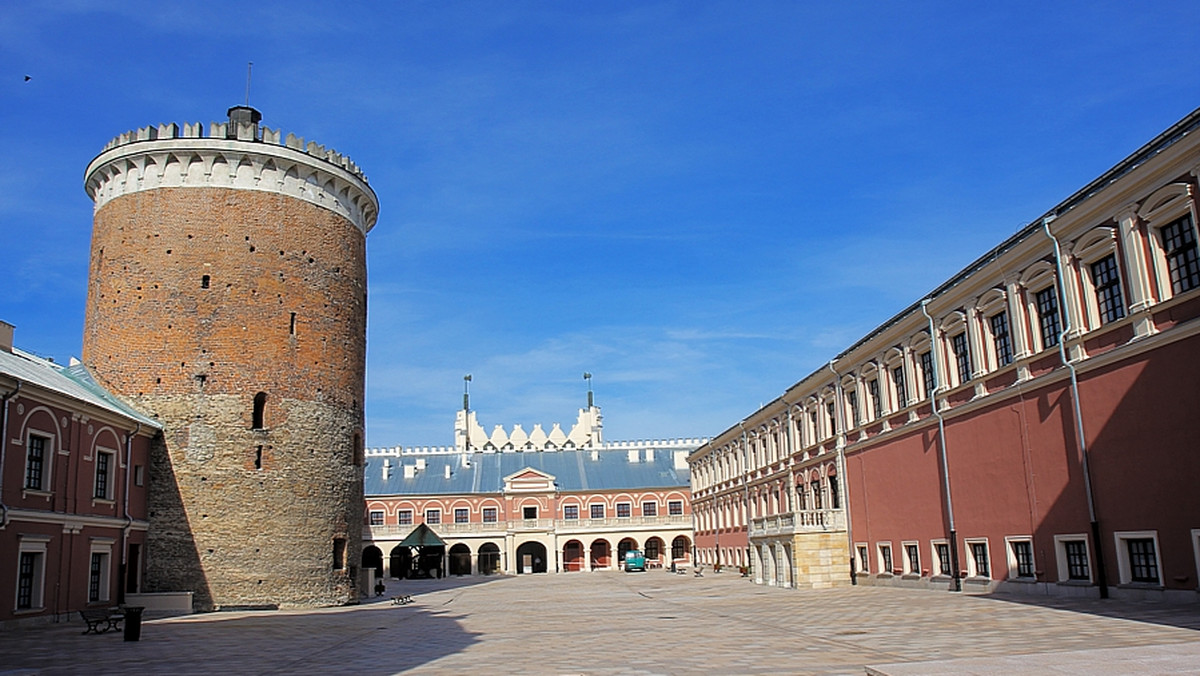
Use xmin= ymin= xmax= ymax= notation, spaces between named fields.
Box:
xmin=365 ymin=448 xmax=690 ymax=497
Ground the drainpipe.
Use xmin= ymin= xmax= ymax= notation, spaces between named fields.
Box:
xmin=738 ymin=421 xmax=750 ymax=575
xmin=119 ymin=422 xmax=141 ymax=604
xmin=920 ymin=300 xmax=961 ymax=592
xmin=827 ymin=361 xmax=856 ymax=585
xmin=0 ymin=381 xmax=22 ymax=528
xmin=1043 ymin=216 xmax=1109 ymax=598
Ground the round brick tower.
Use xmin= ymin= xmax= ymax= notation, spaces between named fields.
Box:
xmin=81 ymin=107 xmax=378 ymax=610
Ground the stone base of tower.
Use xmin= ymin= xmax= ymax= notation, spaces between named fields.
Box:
xmin=791 ymin=531 xmax=851 ymax=589
xmin=140 ymin=394 xmax=363 ymax=611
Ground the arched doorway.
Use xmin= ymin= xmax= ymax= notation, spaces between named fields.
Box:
xmin=563 ymin=540 xmax=584 ymax=572
xmin=590 ymin=539 xmax=611 ymax=569
xmin=643 ymin=537 xmax=664 ymax=567
xmin=389 ymin=545 xmax=412 ymax=579
xmin=362 ymin=545 xmax=384 ymax=579
xmin=478 ymin=543 xmax=501 ymax=575
xmin=515 ymin=541 xmax=548 ymax=574
xmin=448 ymin=543 xmax=472 ymax=576
xmin=618 ymin=538 xmax=638 ymax=570
xmin=671 ymin=535 xmax=691 ymax=563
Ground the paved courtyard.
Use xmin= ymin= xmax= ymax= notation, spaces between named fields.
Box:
xmin=1 ymin=571 xmax=1198 ymax=675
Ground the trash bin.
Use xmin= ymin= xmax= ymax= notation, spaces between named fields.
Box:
xmin=123 ymin=606 xmax=144 ymax=642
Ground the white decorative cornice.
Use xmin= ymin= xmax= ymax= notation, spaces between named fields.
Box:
xmin=84 ymin=122 xmax=378 ymax=234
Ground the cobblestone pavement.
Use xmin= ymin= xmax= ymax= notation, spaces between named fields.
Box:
xmin=1 ymin=571 xmax=1198 ymax=675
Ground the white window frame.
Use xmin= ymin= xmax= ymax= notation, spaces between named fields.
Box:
xmin=589 ymin=503 xmax=605 ymax=520
xmin=642 ymin=501 xmax=657 ymax=517
xmin=1138 ymin=182 xmax=1199 ymax=303
xmin=23 ymin=430 xmax=55 ymax=493
xmin=977 ymin=289 xmax=1011 ymax=371
xmin=930 ymin=539 xmax=952 ymax=578
xmin=455 ymin=507 xmax=471 ymax=523
xmin=368 ymin=510 xmax=384 ymax=526
xmin=88 ymin=538 xmax=115 ymax=603
xmin=15 ymin=535 xmax=50 ymax=612
xmin=901 ymin=540 xmax=921 ymax=577
xmin=424 ymin=508 xmax=440 ymax=525
xmin=616 ymin=502 xmax=632 ymax=518
xmin=1073 ymin=227 xmax=1124 ymax=330
xmin=482 ymin=506 xmax=499 ymax=523
xmin=855 ymin=542 xmax=870 ymax=575
xmin=876 ymin=542 xmax=894 ymax=576
xmin=397 ymin=509 xmax=413 ymax=526
xmin=1113 ymin=530 xmax=1163 ymax=586
xmin=964 ymin=538 xmax=990 ymax=579
xmin=668 ymin=500 xmax=684 ymax=516
xmin=1053 ymin=533 xmax=1092 ymax=584
xmin=93 ymin=448 xmax=117 ymax=502
xmin=1004 ymin=535 xmax=1036 ymax=580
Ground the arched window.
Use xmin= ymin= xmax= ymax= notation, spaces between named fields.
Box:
xmin=252 ymin=392 xmax=268 ymax=429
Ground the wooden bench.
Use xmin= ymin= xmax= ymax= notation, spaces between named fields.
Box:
xmin=80 ymin=607 xmax=125 ymax=634
xmin=390 ymin=595 xmax=413 ymax=605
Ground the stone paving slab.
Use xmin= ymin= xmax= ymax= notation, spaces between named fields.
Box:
xmin=866 ymin=642 xmax=1200 ymax=675
xmin=0 ymin=572 xmax=1196 ymax=675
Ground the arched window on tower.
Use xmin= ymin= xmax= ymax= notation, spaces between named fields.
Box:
xmin=252 ymin=392 xmax=268 ymax=429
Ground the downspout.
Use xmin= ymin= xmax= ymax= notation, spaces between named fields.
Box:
xmin=738 ymin=421 xmax=750 ymax=574
xmin=0 ymin=381 xmax=22 ymax=528
xmin=827 ymin=361 xmax=856 ymax=585
xmin=920 ymin=300 xmax=961 ymax=592
xmin=1043 ymin=216 xmax=1109 ymax=598
xmin=119 ymin=422 xmax=141 ymax=604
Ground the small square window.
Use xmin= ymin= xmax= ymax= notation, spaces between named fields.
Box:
xmin=563 ymin=505 xmax=579 ymax=520
xmin=369 ymin=510 xmax=384 ymax=526
xmin=483 ymin=507 xmax=498 ymax=523
xmin=590 ymin=504 xmax=605 ymax=519
xmin=642 ymin=501 xmax=657 ymax=517
xmin=455 ymin=508 xmax=469 ymax=524
xmin=397 ymin=510 xmax=413 ymax=526
xmin=522 ymin=506 xmax=537 ymax=520
xmin=668 ymin=500 xmax=683 ymax=516
xmin=424 ymin=509 xmax=440 ymax=525
xmin=616 ymin=503 xmax=631 ymax=518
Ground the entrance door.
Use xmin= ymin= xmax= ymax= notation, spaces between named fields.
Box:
xmin=515 ymin=542 xmax=548 ymax=574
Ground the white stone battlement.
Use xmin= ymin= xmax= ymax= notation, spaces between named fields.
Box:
xmin=364 ymin=437 xmax=709 ymax=458
xmin=85 ymin=114 xmax=379 ymax=233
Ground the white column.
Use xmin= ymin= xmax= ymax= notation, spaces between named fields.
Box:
xmin=1115 ymin=205 xmax=1157 ymax=338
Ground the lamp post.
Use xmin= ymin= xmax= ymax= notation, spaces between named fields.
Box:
xmin=463 ymin=374 xmax=472 ymax=451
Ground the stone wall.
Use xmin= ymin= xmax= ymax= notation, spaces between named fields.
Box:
xmin=792 ymin=531 xmax=851 ymax=589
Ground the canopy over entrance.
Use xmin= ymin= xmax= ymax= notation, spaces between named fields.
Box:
xmin=398 ymin=523 xmax=446 ymax=547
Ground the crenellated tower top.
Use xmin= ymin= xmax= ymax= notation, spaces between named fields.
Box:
xmin=84 ymin=106 xmax=379 ymax=233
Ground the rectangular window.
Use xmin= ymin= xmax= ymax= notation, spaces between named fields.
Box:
xmin=617 ymin=503 xmax=631 ymax=518
xmin=919 ymin=350 xmax=935 ymax=398
xmin=25 ymin=434 xmax=47 ymax=490
xmin=89 ymin=552 xmax=107 ymax=602
xmin=134 ymin=465 xmax=144 ymax=487
xmin=1064 ymin=540 xmax=1090 ymax=580
xmin=397 ymin=510 xmax=413 ymax=526
xmin=1011 ymin=540 xmax=1035 ymax=578
xmin=905 ymin=544 xmax=920 ymax=575
xmin=332 ymin=538 xmax=346 ymax=570
xmin=369 ymin=510 xmax=384 ymax=526
xmin=935 ymin=543 xmax=951 ymax=576
xmin=642 ymin=501 xmax=657 ymax=517
xmin=878 ymin=544 xmax=893 ymax=574
xmin=94 ymin=451 xmax=113 ymax=500
xmin=483 ymin=507 xmax=498 ymax=523
xmin=828 ymin=478 xmax=840 ymax=509
xmin=1091 ymin=254 xmax=1126 ymax=324
xmin=424 ymin=509 xmax=440 ymax=525
xmin=970 ymin=541 xmax=990 ymax=578
xmin=522 ymin=506 xmax=537 ymax=520
xmin=1127 ymin=538 xmax=1159 ymax=584
xmin=892 ymin=366 xmax=908 ymax=408
xmin=808 ymin=411 xmax=818 ymax=442
xmin=590 ymin=504 xmax=605 ymax=519
xmin=563 ymin=505 xmax=579 ymax=520
xmin=857 ymin=545 xmax=869 ymax=574
xmin=1036 ymin=286 xmax=1061 ymax=349
xmin=455 ymin=508 xmax=469 ymax=523
xmin=990 ymin=312 xmax=1013 ymax=366
xmin=847 ymin=390 xmax=859 ymax=427
xmin=868 ymin=378 xmax=882 ymax=419
xmin=17 ymin=551 xmax=42 ymax=609
xmin=1161 ymin=215 xmax=1200 ymax=294
xmin=825 ymin=402 xmax=836 ymax=437
xmin=811 ymin=480 xmax=822 ymax=509
xmin=668 ymin=500 xmax=683 ymax=516
xmin=951 ymin=332 xmax=971 ymax=384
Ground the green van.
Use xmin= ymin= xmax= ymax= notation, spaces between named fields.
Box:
xmin=624 ymin=549 xmax=646 ymax=572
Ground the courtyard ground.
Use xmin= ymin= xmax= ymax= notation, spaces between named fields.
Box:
xmin=1 ymin=571 xmax=1198 ymax=675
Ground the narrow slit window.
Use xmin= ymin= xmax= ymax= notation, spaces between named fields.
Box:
xmin=252 ymin=392 xmax=268 ymax=429
xmin=289 ymin=312 xmax=296 ymax=335
xmin=201 ymin=275 xmax=210 ymax=289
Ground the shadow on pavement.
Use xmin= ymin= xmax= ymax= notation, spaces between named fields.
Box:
xmin=977 ymin=590 xmax=1200 ymax=632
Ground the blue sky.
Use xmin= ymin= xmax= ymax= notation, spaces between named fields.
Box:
xmin=2 ymin=2 xmax=1197 ymax=447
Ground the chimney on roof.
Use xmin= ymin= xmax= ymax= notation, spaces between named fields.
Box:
xmin=0 ymin=320 xmax=13 ymax=353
